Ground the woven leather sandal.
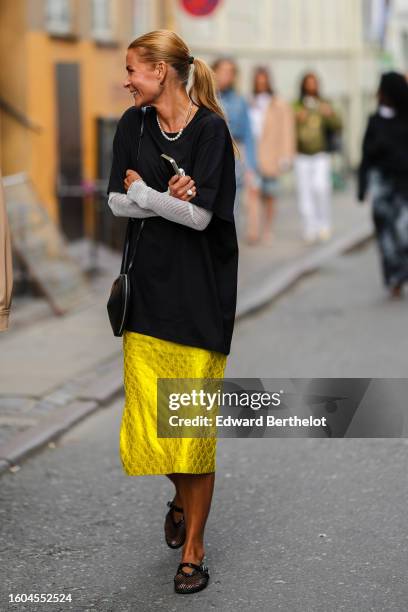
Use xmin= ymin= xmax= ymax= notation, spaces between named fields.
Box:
xmin=174 ymin=559 xmax=210 ymax=594
xmin=164 ymin=500 xmax=186 ymax=549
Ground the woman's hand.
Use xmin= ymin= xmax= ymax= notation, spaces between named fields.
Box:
xmin=279 ymin=158 xmax=292 ymax=173
xmin=168 ymin=175 xmax=197 ymax=201
xmin=124 ymin=169 xmax=143 ymax=191
xmin=320 ymin=102 xmax=333 ymax=117
xmin=296 ymin=108 xmax=308 ymax=123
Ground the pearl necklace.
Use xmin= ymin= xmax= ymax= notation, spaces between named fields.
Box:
xmin=156 ymin=99 xmax=194 ymax=141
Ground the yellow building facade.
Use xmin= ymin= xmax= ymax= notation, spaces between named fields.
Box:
xmin=0 ymin=0 xmax=164 ymax=239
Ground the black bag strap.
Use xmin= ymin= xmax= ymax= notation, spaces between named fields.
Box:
xmin=120 ymin=106 xmax=147 ymax=275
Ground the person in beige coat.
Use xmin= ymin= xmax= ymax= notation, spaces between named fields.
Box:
xmin=247 ymin=67 xmax=295 ymax=245
xmin=0 ymin=167 xmax=13 ymax=331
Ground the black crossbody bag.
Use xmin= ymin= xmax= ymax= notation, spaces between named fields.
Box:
xmin=107 ymin=106 xmax=147 ymax=337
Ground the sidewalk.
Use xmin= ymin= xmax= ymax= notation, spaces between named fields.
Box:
xmin=0 ymin=185 xmax=373 ymax=474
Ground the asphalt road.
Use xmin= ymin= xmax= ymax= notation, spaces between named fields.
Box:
xmin=1 ymin=242 xmax=407 ymax=612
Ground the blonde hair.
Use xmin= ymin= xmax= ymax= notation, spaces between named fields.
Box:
xmin=127 ymin=29 xmax=240 ymax=159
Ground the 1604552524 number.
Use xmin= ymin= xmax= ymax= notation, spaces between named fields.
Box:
xmin=9 ymin=593 xmax=72 ymax=604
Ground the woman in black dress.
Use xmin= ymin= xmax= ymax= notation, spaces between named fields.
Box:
xmin=358 ymin=71 xmax=408 ymax=298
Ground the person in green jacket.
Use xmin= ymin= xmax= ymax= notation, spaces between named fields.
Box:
xmin=293 ymin=72 xmax=342 ymax=243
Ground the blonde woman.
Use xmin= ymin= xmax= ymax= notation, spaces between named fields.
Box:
xmin=107 ymin=30 xmax=239 ymax=594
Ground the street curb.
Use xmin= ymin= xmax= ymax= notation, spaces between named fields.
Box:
xmin=0 ymin=400 xmax=98 ymax=476
xmin=0 ymin=459 xmax=10 ymax=476
xmin=0 ymin=224 xmax=373 ymax=477
xmin=77 ymin=362 xmax=123 ymax=404
xmin=236 ymin=224 xmax=373 ymax=319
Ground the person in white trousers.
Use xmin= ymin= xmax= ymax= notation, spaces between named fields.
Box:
xmin=295 ymin=151 xmax=332 ymax=242
xmin=293 ymin=72 xmax=342 ymax=244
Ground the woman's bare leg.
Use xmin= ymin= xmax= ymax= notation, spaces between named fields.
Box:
xmin=246 ymin=185 xmax=261 ymax=244
xmin=166 ymin=474 xmax=184 ymax=522
xmin=261 ymin=194 xmax=276 ymax=243
xmin=174 ymin=472 xmax=215 ymax=572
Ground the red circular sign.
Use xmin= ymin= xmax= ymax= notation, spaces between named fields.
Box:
xmin=181 ymin=0 xmax=221 ymax=17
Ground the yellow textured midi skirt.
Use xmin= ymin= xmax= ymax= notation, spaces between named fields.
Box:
xmin=119 ymin=330 xmax=228 ymax=476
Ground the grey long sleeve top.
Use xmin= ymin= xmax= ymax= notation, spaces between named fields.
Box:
xmin=108 ymin=179 xmax=213 ymax=231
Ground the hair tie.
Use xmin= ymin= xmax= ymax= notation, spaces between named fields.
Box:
xmin=189 ymin=56 xmax=195 ymax=64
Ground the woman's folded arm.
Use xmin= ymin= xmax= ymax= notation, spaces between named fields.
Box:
xmin=127 ymin=180 xmax=213 ymax=231
xmin=108 ymin=191 xmax=158 ymax=218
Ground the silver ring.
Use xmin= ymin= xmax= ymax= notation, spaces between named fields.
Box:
xmin=186 ymin=188 xmax=193 ymax=196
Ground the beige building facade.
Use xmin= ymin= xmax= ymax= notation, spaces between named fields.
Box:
xmin=171 ymin=0 xmax=383 ymax=166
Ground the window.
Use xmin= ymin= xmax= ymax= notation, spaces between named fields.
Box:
xmin=96 ymin=117 xmax=127 ymax=250
xmin=362 ymin=0 xmax=390 ymax=47
xmin=91 ymin=0 xmax=115 ymax=43
xmin=45 ymin=0 xmax=73 ymax=36
xmin=133 ymin=0 xmax=150 ymax=37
